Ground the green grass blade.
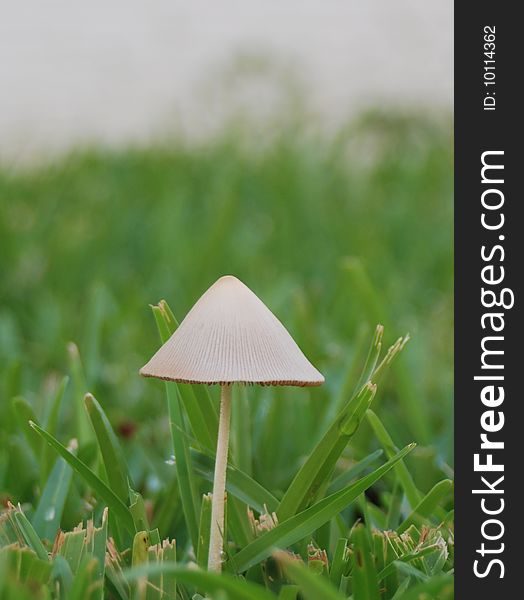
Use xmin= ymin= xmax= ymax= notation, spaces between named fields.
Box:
xmin=390 ymin=576 xmax=411 ymax=599
xmin=91 ymin=508 xmax=109 ymax=592
xmin=385 ymin=479 xmax=403 ymax=530
xmin=152 ymin=303 xmax=172 ymax=342
xmin=68 ymin=556 xmax=101 ymax=600
xmin=354 ymin=324 xmax=384 ymax=392
xmin=67 ymin=343 xmax=95 ymax=446
xmin=151 ymin=304 xmax=200 ymax=549
xmin=196 ymin=493 xmax=212 ymax=568
xmin=319 ymin=326 xmax=370 ymax=431
xmin=84 ymin=392 xmax=130 ymax=504
xmin=397 ymin=479 xmax=453 ymax=534
xmin=177 ymin=384 xmax=217 ymax=451
xmin=327 ymin=449 xmax=383 ymax=494
xmin=232 ymin=385 xmax=252 ymax=476
xmin=156 ymin=299 xmax=177 ymax=331
xmin=124 ymin=563 xmax=275 ymax=600
xmin=85 ymin=391 xmax=131 ymax=548
xmin=377 ymin=543 xmax=447 ymax=583
xmin=329 ymin=538 xmax=349 ymax=589
xmin=275 ymin=551 xmax=345 ymax=600
xmin=277 ymin=382 xmax=376 ymax=521
xmin=0 ymin=545 xmax=52 ymax=593
xmin=369 ymin=335 xmax=410 ymax=387
xmin=32 ymin=440 xmax=76 ymax=541
xmin=50 ymin=555 xmax=75 ymax=600
xmin=13 ymin=511 xmax=49 ymax=561
xmin=166 ymin=383 xmax=200 ymax=551
xmin=278 ymin=585 xmax=299 ymax=600
xmin=29 ymin=421 xmax=135 ymax=534
xmin=350 ymin=524 xmax=380 ymax=600
xmin=366 ymin=409 xmax=421 ymax=509
xmin=232 ymin=444 xmax=415 ymax=573
xmin=392 ymin=561 xmax=428 ymax=581
xmin=162 ymin=539 xmax=178 ymax=599
xmin=129 ymin=490 xmax=150 ymax=532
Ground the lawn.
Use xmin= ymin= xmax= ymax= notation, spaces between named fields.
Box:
xmin=0 ymin=112 xmax=453 ymax=598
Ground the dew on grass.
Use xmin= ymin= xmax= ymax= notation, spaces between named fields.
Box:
xmin=44 ymin=507 xmax=56 ymax=522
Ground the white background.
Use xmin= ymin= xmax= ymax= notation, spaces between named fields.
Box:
xmin=1 ymin=1 xmax=453 ymax=160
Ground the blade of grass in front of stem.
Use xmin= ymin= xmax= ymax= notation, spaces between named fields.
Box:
xmin=231 ymin=444 xmax=415 ymax=573
xmin=191 ymin=449 xmax=279 ymax=513
xmin=29 ymin=421 xmax=135 ymax=534
xmin=275 ymin=551 xmax=346 ymax=600
xmin=397 ymin=479 xmax=453 ymax=534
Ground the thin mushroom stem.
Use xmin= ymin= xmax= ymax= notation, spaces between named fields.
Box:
xmin=207 ymin=383 xmax=232 ymax=572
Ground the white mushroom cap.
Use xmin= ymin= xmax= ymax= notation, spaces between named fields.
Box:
xmin=140 ymin=275 xmax=324 ymax=386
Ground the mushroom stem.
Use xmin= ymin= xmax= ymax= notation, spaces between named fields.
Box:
xmin=207 ymin=383 xmax=232 ymax=572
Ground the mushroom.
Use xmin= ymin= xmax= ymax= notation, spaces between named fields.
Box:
xmin=140 ymin=275 xmax=324 ymax=572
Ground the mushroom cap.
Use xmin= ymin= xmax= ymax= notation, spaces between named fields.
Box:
xmin=140 ymin=275 xmax=324 ymax=386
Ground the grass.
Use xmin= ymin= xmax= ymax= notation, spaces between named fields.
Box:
xmin=0 ymin=112 xmax=453 ymax=598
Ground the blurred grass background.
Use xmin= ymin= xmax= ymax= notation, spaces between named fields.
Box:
xmin=0 ymin=111 xmax=452 ymax=512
